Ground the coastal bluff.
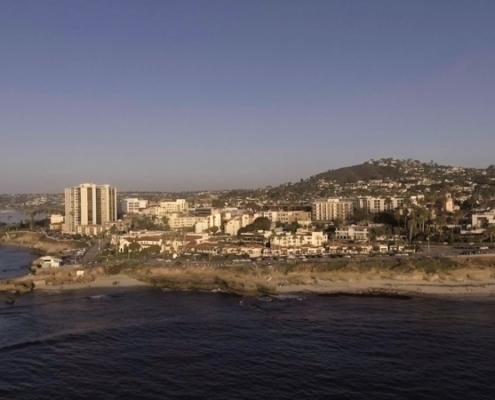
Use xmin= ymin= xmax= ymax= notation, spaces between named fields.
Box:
xmin=1 ymin=232 xmax=85 ymax=255
xmin=126 ymin=256 xmax=495 ymax=296
xmin=2 ymin=256 xmax=495 ymax=297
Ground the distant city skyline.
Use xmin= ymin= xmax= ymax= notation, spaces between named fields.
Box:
xmin=1 ymin=1 xmax=495 ymax=194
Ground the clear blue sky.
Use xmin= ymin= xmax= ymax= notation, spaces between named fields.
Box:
xmin=1 ymin=0 xmax=494 ymax=193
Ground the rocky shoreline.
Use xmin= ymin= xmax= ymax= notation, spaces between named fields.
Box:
xmin=127 ymin=261 xmax=495 ymax=297
xmin=2 ymin=250 xmax=495 ymax=300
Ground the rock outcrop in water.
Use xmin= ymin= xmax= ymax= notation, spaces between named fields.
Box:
xmin=0 ymin=280 xmax=34 ymax=294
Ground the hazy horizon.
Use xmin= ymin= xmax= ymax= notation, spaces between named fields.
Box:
xmin=1 ymin=1 xmax=495 ymax=194
xmin=1 ymin=156 xmax=492 ymax=196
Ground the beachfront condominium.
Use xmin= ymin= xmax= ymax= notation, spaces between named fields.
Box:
xmin=63 ymin=183 xmax=117 ymax=234
xmin=312 ymin=198 xmax=355 ymax=221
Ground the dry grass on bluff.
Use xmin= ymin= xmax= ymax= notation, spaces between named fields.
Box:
xmin=268 ymin=258 xmax=460 ymax=275
xmin=2 ymin=232 xmax=86 ymax=254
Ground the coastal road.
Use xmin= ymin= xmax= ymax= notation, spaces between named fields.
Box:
xmin=82 ymin=238 xmax=110 ymax=265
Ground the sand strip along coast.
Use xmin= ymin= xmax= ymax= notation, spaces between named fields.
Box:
xmin=3 ymin=256 xmax=495 ymax=298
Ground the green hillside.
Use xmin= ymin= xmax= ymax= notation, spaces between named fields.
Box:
xmin=313 ymin=163 xmax=404 ymax=183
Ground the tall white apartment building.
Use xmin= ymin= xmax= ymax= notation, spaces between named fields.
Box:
xmin=312 ymin=198 xmax=355 ymax=221
xmin=63 ymin=183 xmax=117 ymax=234
xmin=120 ymin=198 xmax=148 ymax=214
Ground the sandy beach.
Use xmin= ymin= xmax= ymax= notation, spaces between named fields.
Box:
xmin=276 ymin=278 xmax=495 ymax=297
xmin=33 ymin=273 xmax=151 ymax=292
xmin=34 ymin=273 xmax=495 ymax=297
xmin=3 ymin=254 xmax=495 ymax=298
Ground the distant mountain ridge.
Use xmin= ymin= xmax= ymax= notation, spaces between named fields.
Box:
xmin=298 ymin=158 xmax=491 ymax=187
xmin=218 ymin=158 xmax=495 ymax=204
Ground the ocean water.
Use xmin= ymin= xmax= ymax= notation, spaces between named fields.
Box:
xmin=1 ymin=250 xmax=495 ymax=399
xmin=0 ymin=211 xmax=47 ymax=224
xmin=0 ymin=246 xmax=37 ymax=279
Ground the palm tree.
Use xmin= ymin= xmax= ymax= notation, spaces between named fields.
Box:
xmin=401 ymin=208 xmax=410 ymax=230
xmin=485 ymin=226 xmax=495 ymax=243
xmin=407 ymin=214 xmax=419 ymax=243
xmin=453 ymin=210 xmax=467 ymax=226
xmin=435 ymin=214 xmax=447 ymax=240
xmin=384 ymin=197 xmax=392 ymax=212
xmin=128 ymin=241 xmax=141 ymax=257
xmin=416 ymin=207 xmax=429 ymax=233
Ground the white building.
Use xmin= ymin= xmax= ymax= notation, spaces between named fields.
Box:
xmin=241 ymin=213 xmax=260 ymax=227
xmin=159 ymin=199 xmax=189 ymax=214
xmin=312 ymin=198 xmax=354 ymax=221
xmin=63 ymin=183 xmax=117 ymax=234
xmin=118 ymin=233 xmax=183 ymax=254
xmin=356 ymin=197 xmax=404 ymax=214
xmin=225 ymin=219 xmax=242 ymax=236
xmin=335 ymin=226 xmax=369 ymax=241
xmin=278 ymin=211 xmax=311 ymax=224
xmin=208 ymin=213 xmax=222 ymax=228
xmin=355 ymin=195 xmax=425 ymax=214
xmin=49 ymin=214 xmax=65 ymax=231
xmin=32 ymin=256 xmax=62 ymax=269
xmin=261 ymin=210 xmax=311 ymax=224
xmin=168 ymin=215 xmax=205 ymax=229
xmin=261 ymin=211 xmax=279 ymax=222
xmin=75 ymin=224 xmax=107 ymax=236
xmin=195 ymin=219 xmax=210 ymax=233
xmin=472 ymin=212 xmax=495 ymax=228
xmin=120 ymin=198 xmax=148 ymax=214
xmin=271 ymin=231 xmax=327 ymax=248
xmin=50 ymin=214 xmax=64 ymax=224
xmin=194 ymin=213 xmax=222 ymax=233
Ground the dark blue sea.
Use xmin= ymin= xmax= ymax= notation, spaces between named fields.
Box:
xmin=0 ymin=211 xmax=47 ymax=225
xmin=0 ymin=246 xmax=37 ymax=279
xmin=1 ymin=248 xmax=495 ymax=400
